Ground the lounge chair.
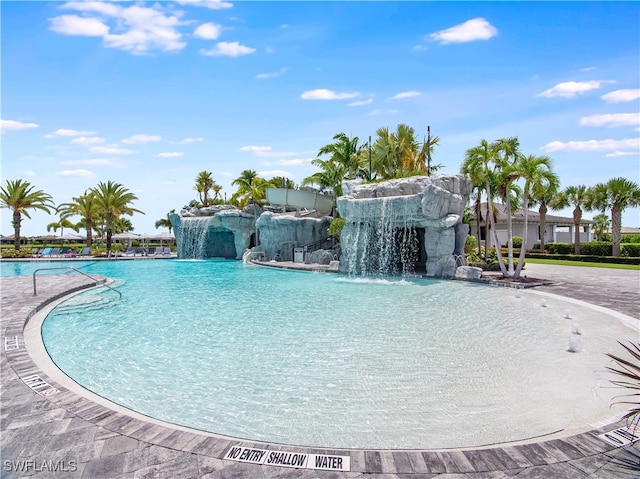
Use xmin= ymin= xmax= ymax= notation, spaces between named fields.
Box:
xmin=146 ymin=247 xmax=156 ymax=256
xmin=163 ymin=247 xmax=171 ymax=255
xmin=39 ymin=247 xmax=53 ymax=257
xmin=50 ymin=247 xmax=61 ymax=257
xmin=79 ymin=247 xmax=91 ymax=256
xmin=125 ymin=247 xmax=136 ymax=256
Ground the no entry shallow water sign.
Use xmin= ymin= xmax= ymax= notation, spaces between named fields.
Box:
xmin=224 ymin=446 xmax=350 ymax=471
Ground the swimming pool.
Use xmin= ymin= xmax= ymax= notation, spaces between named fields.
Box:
xmin=6 ymin=259 xmax=636 ymax=449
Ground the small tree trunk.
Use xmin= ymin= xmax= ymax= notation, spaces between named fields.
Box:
xmin=514 ymin=193 xmax=529 ymax=278
xmin=505 ymin=194 xmax=514 ymax=275
xmin=573 ymin=207 xmax=582 ymax=255
xmin=486 ymin=180 xmax=508 ymax=277
xmin=612 ymin=203 xmax=622 ymax=257
xmin=13 ymin=211 xmax=21 ymax=251
xmin=539 ymin=204 xmax=547 ymax=250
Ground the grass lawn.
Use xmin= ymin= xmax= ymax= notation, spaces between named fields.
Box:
xmin=525 ymin=257 xmax=640 ymax=271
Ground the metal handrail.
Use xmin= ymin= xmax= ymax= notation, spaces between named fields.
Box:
xmin=32 ymin=267 xmax=122 ymax=299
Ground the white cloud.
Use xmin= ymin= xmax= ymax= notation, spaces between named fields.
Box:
xmin=601 ymin=89 xmax=640 ymax=103
xmin=429 ymin=18 xmax=498 ymax=45
xmin=155 ymin=152 xmax=184 ymax=157
xmin=0 ymin=119 xmax=39 ymax=132
xmin=579 ymin=113 xmax=640 ymax=128
xmin=45 ymin=128 xmax=96 ymax=138
xmin=122 ymin=134 xmax=161 ymax=144
xmin=55 ymin=169 xmax=97 ymax=178
xmin=275 ymin=158 xmax=312 ymax=166
xmin=70 ymin=136 xmax=106 ymax=146
xmin=605 ymin=151 xmax=638 ymax=158
xmin=90 ymin=146 xmax=135 ymax=155
xmin=413 ymin=45 xmax=427 ymax=52
xmin=348 ymin=98 xmax=374 ymax=107
xmin=172 ymin=137 xmax=204 ymax=144
xmin=580 ymin=66 xmax=597 ymax=72
xmin=200 ymin=41 xmax=256 ymax=57
xmin=51 ymin=3 xmax=187 ymax=55
xmin=368 ymin=109 xmax=398 ymax=116
xmin=174 ymin=0 xmax=233 ymax=9
xmin=24 ymin=171 xmax=37 ymax=177
xmin=61 ymin=159 xmax=116 ymax=166
xmin=256 ymin=68 xmax=287 ymax=79
xmin=390 ymin=91 xmax=420 ymax=100
xmin=536 ymin=80 xmax=613 ymax=98
xmin=49 ymin=14 xmax=109 ymax=36
xmin=300 ymin=89 xmax=359 ymax=100
xmin=194 ymin=22 xmax=222 ymax=40
xmin=240 ymin=145 xmax=272 ymax=152
xmin=541 ymin=138 xmax=640 ymax=152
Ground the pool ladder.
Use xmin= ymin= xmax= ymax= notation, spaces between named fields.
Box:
xmin=32 ymin=267 xmax=122 ymax=299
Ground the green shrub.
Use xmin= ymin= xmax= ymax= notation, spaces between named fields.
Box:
xmin=328 ymin=217 xmax=345 ymax=237
xmin=511 ymin=236 xmax=523 ymax=248
xmin=1 ymin=248 xmax=35 ymax=258
xmin=581 ymin=241 xmax=613 ymax=256
xmin=621 ymin=243 xmax=640 ymax=257
xmin=547 ymin=242 xmax=574 ymax=255
xmin=622 ymin=233 xmax=640 ymax=244
xmin=526 ymin=252 xmax=640 ymax=265
xmin=464 ymin=235 xmax=477 ymax=253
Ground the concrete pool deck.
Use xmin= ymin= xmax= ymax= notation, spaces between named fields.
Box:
xmin=1 ymin=264 xmax=639 ymax=478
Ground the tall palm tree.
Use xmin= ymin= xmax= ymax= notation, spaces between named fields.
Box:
xmin=589 ymin=178 xmax=640 ymax=256
xmin=553 ymin=185 xmax=591 ymax=255
xmin=530 ymin=181 xmax=561 ymax=251
xmin=301 ymin=159 xmax=347 ymax=197
xmin=0 ymin=179 xmax=54 ymax=250
xmin=462 ymin=140 xmax=508 ymax=275
xmin=91 ymin=181 xmax=144 ymax=255
xmin=461 ymin=148 xmax=488 ymax=256
xmin=58 ymin=191 xmax=101 ymax=247
xmin=194 ymin=170 xmax=215 ymax=207
xmin=513 ymin=154 xmax=557 ymax=278
xmin=493 ymin=137 xmax=521 ymax=275
xmin=155 ymin=209 xmax=175 ymax=233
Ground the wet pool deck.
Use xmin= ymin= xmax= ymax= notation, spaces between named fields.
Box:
xmin=1 ymin=263 xmax=639 ymax=478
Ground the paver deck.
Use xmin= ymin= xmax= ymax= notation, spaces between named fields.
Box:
xmin=1 ymin=263 xmax=639 ymax=478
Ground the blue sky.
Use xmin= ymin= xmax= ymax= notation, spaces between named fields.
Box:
xmin=2 ymin=1 xmax=639 ymax=237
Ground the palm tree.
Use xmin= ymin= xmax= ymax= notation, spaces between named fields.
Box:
xmin=553 ymin=185 xmax=591 ymax=255
xmin=155 ymin=209 xmax=175 ymax=233
xmin=194 ymin=171 xmax=215 ymax=207
xmin=530 ymin=181 xmax=561 ymax=251
xmin=46 ymin=216 xmax=79 ymax=244
xmin=494 ymin=137 xmax=521 ymax=275
xmin=462 ymin=140 xmax=508 ymax=275
xmin=461 ymin=148 xmax=488 ymax=256
xmin=513 ymin=154 xmax=557 ymax=278
xmin=592 ymin=213 xmax=611 ymax=241
xmin=317 ymin=132 xmax=367 ymax=181
xmin=58 ymin=191 xmax=101 ymax=247
xmin=0 ymin=179 xmax=54 ymax=250
xmin=301 ymin=159 xmax=347 ymax=197
xmin=231 ymin=169 xmax=269 ymax=209
xmin=589 ymin=178 xmax=640 ymax=256
xmin=91 ymin=181 xmax=144 ymax=255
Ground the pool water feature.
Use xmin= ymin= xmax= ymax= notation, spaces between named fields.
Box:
xmin=5 ymin=260 xmax=635 ymax=449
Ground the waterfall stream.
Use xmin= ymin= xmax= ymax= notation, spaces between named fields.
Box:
xmin=176 ymin=217 xmax=213 ymax=259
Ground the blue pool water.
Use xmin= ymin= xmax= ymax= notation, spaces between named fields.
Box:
xmin=4 ymin=260 xmax=635 ymax=449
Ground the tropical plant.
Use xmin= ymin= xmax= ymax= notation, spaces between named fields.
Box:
xmin=461 ymin=139 xmax=508 ymax=275
xmin=606 ymin=341 xmax=640 ymax=433
xmin=231 ymin=169 xmax=270 ymax=209
xmin=58 ymin=191 xmax=101 ymax=246
xmin=513 ymin=154 xmax=557 ymax=278
xmin=114 ymin=217 xmax=134 ymax=234
xmin=0 ymin=179 xmax=54 ymax=250
xmin=327 ymin=217 xmax=346 ymax=237
xmin=530 ymin=179 xmax=561 ymax=251
xmin=46 ymin=216 xmax=79 ymax=241
xmin=155 ymin=209 xmax=175 ymax=233
xmin=589 ymin=178 xmax=640 ymax=257
xmin=302 ymin=158 xmax=347 ymax=196
xmin=90 ymin=181 xmax=144 ymax=255
xmin=194 ymin=170 xmax=216 ymax=207
xmin=592 ymin=213 xmax=611 ymax=242
xmin=553 ymin=185 xmax=591 ymax=255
